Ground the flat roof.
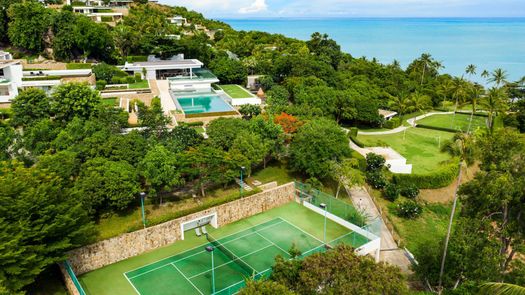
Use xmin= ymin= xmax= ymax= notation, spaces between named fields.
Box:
xmin=131 ymin=59 xmax=203 ymax=67
xmin=0 ymin=60 xmax=21 ymax=69
xmin=379 ymin=109 xmax=398 ymax=118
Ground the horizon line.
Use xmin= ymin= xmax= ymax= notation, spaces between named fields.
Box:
xmin=217 ymin=16 xmax=525 ymax=20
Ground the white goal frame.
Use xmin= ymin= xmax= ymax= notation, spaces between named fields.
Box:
xmin=179 ymin=212 xmax=218 ymax=240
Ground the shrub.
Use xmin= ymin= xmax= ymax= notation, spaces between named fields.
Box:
xmin=384 ymin=117 xmax=401 ymax=129
xmin=95 ymin=80 xmax=107 ymax=90
xmin=397 ymin=200 xmax=423 ymax=219
xmin=126 ymin=76 xmax=135 ymax=84
xmin=366 ymin=171 xmax=387 ymax=189
xmin=393 ymin=161 xmax=459 ymax=189
xmin=400 ymin=184 xmax=420 ymax=199
xmin=134 ymin=73 xmax=142 ymax=82
xmin=110 ymin=76 xmax=121 ymax=84
xmin=349 ymin=127 xmax=358 ymax=138
xmin=416 ymin=124 xmax=458 ymax=133
xmin=126 ymin=56 xmax=148 ymax=63
xmin=101 ymin=16 xmax=113 ymax=22
xmin=383 ymin=182 xmax=400 ymax=201
xmin=366 ymin=153 xmax=385 ymax=172
xmin=349 ymin=135 xmax=366 ymax=148
xmin=182 ymin=121 xmax=204 ymax=127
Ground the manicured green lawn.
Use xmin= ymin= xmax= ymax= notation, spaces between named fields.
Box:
xmin=357 ymin=128 xmax=455 ymax=174
xmin=79 ymin=202 xmax=355 ymax=295
xmin=372 ymin=191 xmax=452 ymax=257
xmin=246 ymin=162 xmax=296 ymax=186
xmin=101 ymin=97 xmax=118 ymax=106
xmin=66 ymin=63 xmax=92 ymax=70
xmin=417 ymin=113 xmax=487 ymax=132
xmin=128 ymin=80 xmax=149 ymax=89
xmin=220 ymin=84 xmax=253 ymax=99
xmin=192 ymin=126 xmax=205 ymax=134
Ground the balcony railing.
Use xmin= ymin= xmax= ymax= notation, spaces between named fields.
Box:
xmin=167 ymin=69 xmax=217 ymax=81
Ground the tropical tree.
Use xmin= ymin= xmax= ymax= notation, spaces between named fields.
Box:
xmin=51 ymin=83 xmax=102 ymax=123
xmin=489 ymin=68 xmax=508 ymax=87
xmin=437 ymin=132 xmax=476 ymax=293
xmin=10 ymin=88 xmax=51 ymax=126
xmin=409 ymin=91 xmax=432 ymax=125
xmin=412 ymin=53 xmax=443 ymax=86
xmin=437 ymin=79 xmax=454 ymax=107
xmin=465 ymin=64 xmax=477 ymax=80
xmin=330 ymin=158 xmax=364 ymax=198
xmin=479 ymin=283 xmax=525 ymax=295
xmin=466 ymin=83 xmax=484 ymax=133
xmin=481 ymin=69 xmax=490 ymax=79
xmin=480 ymin=87 xmax=508 ymax=132
xmin=388 ymin=94 xmax=413 ymax=116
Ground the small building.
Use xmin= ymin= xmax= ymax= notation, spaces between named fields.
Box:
xmin=72 ymin=6 xmax=123 ymax=23
xmin=168 ymin=15 xmax=187 ymax=27
xmin=0 ymin=60 xmax=23 ymax=103
xmin=379 ymin=109 xmax=398 ymax=121
xmin=246 ymin=75 xmax=261 ymax=91
xmin=0 ymin=51 xmax=13 ymax=61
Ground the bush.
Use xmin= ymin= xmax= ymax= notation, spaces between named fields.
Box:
xmin=393 ymin=161 xmax=459 ymax=189
xmin=349 ymin=135 xmax=366 ymax=148
xmin=134 ymin=73 xmax=142 ymax=82
xmin=383 ymin=182 xmax=400 ymax=201
xmin=366 ymin=153 xmax=385 ymax=172
xmin=126 ymin=76 xmax=135 ymax=84
xmin=416 ymin=124 xmax=458 ymax=133
xmin=384 ymin=117 xmax=401 ymax=129
xmin=349 ymin=127 xmax=358 ymax=138
xmin=400 ymin=184 xmax=420 ymax=199
xmin=110 ymin=76 xmax=121 ymax=84
xmin=366 ymin=171 xmax=387 ymax=189
xmin=101 ymin=16 xmax=113 ymax=22
xmin=95 ymin=80 xmax=107 ymax=90
xmin=126 ymin=55 xmax=148 ymax=63
xmin=397 ymin=200 xmax=423 ymax=219
xmin=182 ymin=121 xmax=204 ymax=127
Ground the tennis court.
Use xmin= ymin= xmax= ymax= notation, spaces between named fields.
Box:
xmin=124 ymin=217 xmax=365 ymax=295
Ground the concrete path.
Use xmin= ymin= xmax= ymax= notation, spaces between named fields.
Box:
xmin=346 ymin=185 xmax=412 ymax=273
xmin=355 ymin=111 xmax=454 ymax=135
xmin=156 ymin=80 xmax=178 ymax=126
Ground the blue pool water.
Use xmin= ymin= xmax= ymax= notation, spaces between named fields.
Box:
xmin=222 ymin=18 xmax=525 ymax=84
xmin=176 ymin=95 xmax=235 ymax=114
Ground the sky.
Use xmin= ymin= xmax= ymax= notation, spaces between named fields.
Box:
xmin=163 ymin=0 xmax=525 ymax=18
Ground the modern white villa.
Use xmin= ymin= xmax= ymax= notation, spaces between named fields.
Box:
xmin=72 ymin=6 xmax=124 ymax=23
xmin=168 ymin=15 xmax=187 ymax=27
xmin=0 ymin=59 xmax=93 ymax=103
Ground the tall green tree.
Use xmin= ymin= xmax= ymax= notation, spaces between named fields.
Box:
xmin=51 ymin=83 xmax=102 ymax=123
xmin=289 ymin=118 xmax=351 ymax=179
xmin=139 ymin=145 xmax=184 ymax=204
xmin=480 ymin=87 xmax=508 ymax=132
xmin=7 ymin=1 xmax=50 ymax=52
xmin=489 ymin=68 xmax=508 ymax=87
xmin=0 ymin=162 xmax=95 ymax=293
xmin=10 ymin=88 xmax=50 ymax=127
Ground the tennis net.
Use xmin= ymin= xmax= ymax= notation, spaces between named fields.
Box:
xmin=205 ymin=233 xmax=256 ymax=276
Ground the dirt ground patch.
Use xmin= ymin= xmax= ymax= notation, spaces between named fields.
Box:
xmin=419 ymin=163 xmax=479 ymax=203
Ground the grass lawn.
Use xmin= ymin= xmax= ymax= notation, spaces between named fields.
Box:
xmin=220 ymin=84 xmax=253 ymax=99
xmin=66 ymin=63 xmax=92 ymax=70
xmin=128 ymin=80 xmax=149 ymax=89
xmin=101 ymin=97 xmax=118 ymax=106
xmin=192 ymin=126 xmax=205 ymax=134
xmin=371 ymin=189 xmax=452 ymax=257
xmin=417 ymin=113 xmax=487 ymax=132
xmin=357 ymin=127 xmax=455 ymax=174
xmin=79 ymin=202 xmax=358 ymax=295
xmin=246 ymin=162 xmax=296 ymax=186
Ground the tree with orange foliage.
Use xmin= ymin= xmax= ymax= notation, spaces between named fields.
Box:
xmin=274 ymin=112 xmax=301 ymax=134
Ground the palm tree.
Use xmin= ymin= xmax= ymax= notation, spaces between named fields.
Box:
xmin=388 ymin=94 xmax=413 ymax=116
xmin=466 ymin=83 xmax=484 ymax=133
xmin=410 ymin=91 xmax=432 ymax=125
xmin=480 ymin=87 xmax=508 ymax=132
xmin=437 ymin=79 xmax=454 ymax=107
xmin=465 ymin=64 xmax=477 ymax=80
xmin=437 ymin=133 xmax=476 ymax=293
xmin=489 ymin=68 xmax=508 ymax=87
xmin=481 ymin=69 xmax=490 ymax=78
xmin=478 ymin=283 xmax=525 ymax=295
xmin=418 ymin=53 xmax=443 ymax=86
xmin=450 ymin=77 xmax=467 ymax=128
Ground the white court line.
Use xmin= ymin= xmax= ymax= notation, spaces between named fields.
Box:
xmin=255 ymin=231 xmax=289 ymax=256
xmin=187 ymin=244 xmax=274 ymax=280
xmin=123 ymin=273 xmax=141 ymax=295
xmin=126 ymin=219 xmax=285 ymax=280
xmin=171 ymin=263 xmax=204 ymax=295
xmin=124 ymin=217 xmax=283 ymax=275
xmin=278 ymin=217 xmax=325 ymax=244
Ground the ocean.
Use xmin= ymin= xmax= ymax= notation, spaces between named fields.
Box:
xmin=222 ymin=18 xmax=525 ymax=84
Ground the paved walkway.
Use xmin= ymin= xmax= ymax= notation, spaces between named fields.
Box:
xmin=355 ymin=111 xmax=454 ymax=136
xmin=156 ymin=80 xmax=178 ymax=127
xmin=346 ymin=185 xmax=412 ymax=273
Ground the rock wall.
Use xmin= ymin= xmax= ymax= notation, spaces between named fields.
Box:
xmin=65 ymin=182 xmax=295 ymax=275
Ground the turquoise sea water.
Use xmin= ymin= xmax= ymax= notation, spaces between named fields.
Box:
xmin=223 ymin=18 xmax=525 ymax=84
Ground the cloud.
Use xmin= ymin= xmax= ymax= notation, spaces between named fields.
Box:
xmin=238 ymin=0 xmax=268 ymax=13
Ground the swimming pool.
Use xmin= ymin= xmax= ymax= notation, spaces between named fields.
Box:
xmin=175 ymin=94 xmax=236 ymax=115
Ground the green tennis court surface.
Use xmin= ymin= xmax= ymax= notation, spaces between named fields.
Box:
xmin=125 ymin=217 xmax=366 ymax=295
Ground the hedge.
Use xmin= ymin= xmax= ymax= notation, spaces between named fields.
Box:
xmin=415 ymin=124 xmax=459 ymax=133
xmin=349 ymin=134 xmax=366 ymax=148
xmin=66 ymin=63 xmax=92 ymax=70
xmin=455 ymin=111 xmax=488 ymax=117
xmin=126 ymin=55 xmax=148 ymax=63
xmin=185 ymin=111 xmax=239 ymax=118
xmin=182 ymin=121 xmax=204 ymax=127
xmin=22 ymin=76 xmax=61 ymax=81
xmin=392 ymin=161 xmax=459 ymax=189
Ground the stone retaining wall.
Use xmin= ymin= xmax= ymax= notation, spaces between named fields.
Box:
xmin=65 ymin=182 xmax=295 ymax=275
